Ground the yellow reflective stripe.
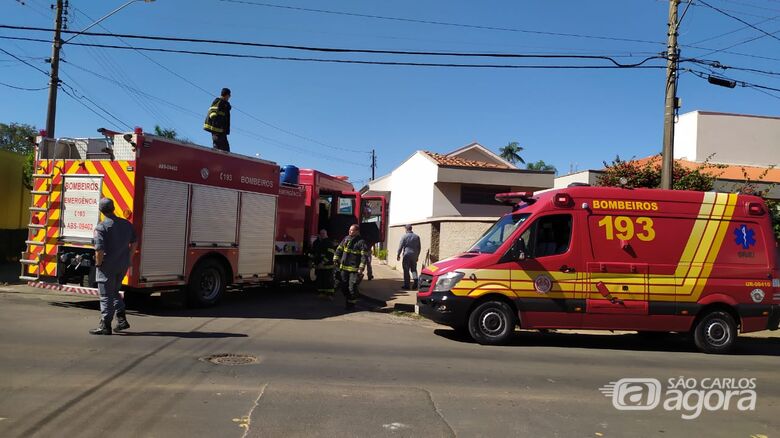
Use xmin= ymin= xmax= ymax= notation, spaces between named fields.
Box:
xmin=203 ymin=123 xmax=224 ymax=133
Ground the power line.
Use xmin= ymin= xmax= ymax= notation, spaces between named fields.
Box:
xmin=0 ymin=81 xmax=47 ymax=91
xmin=684 ymin=67 xmax=780 ymax=96
xmin=216 ymin=0 xmax=665 ymax=46
xmin=696 ymin=0 xmax=780 ymax=42
xmin=60 ymin=80 xmax=133 ymax=130
xmin=0 ymin=35 xmax=666 ymax=69
xmin=59 ymin=85 xmax=128 ymax=131
xmin=0 ymin=24 xmax=664 ymax=66
xmin=688 ymin=13 xmax=780 ymax=45
xmin=0 ymin=46 xmax=49 ymax=75
xmin=58 ymin=59 xmax=371 ymax=167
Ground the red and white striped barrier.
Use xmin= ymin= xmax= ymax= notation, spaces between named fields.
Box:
xmin=27 ymin=281 xmax=124 ymax=299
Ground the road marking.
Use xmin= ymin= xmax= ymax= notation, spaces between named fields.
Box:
xmin=383 ymin=422 xmax=410 ymax=431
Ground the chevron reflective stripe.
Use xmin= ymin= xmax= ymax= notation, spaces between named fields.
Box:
xmin=27 ymin=281 xmax=125 ymax=299
xmin=450 ymin=192 xmax=740 ymax=304
xmin=26 ymin=159 xmax=135 ymax=285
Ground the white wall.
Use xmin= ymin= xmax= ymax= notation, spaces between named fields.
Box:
xmin=385 ymin=153 xmax=438 ymax=226
xmin=674 ymin=111 xmax=780 ymax=166
xmin=553 ymin=170 xmax=603 ymax=188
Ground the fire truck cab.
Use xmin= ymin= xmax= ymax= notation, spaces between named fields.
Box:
xmin=417 ymin=186 xmax=780 ymax=353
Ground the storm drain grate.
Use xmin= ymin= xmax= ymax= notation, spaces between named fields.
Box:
xmin=200 ymin=354 xmax=259 ymax=366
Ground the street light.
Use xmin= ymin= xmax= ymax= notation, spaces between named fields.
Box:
xmin=63 ymin=0 xmax=156 ymax=44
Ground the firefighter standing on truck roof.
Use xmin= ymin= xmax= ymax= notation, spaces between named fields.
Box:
xmin=90 ymin=198 xmax=137 ymax=336
xmin=311 ymin=229 xmax=337 ymax=300
xmin=333 ymin=224 xmax=370 ymax=310
xmin=203 ymin=87 xmax=231 ymax=152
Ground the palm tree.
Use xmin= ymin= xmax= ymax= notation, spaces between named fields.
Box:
xmin=499 ymin=141 xmax=525 ymax=165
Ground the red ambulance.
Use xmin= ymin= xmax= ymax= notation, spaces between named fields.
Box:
xmin=417 ymin=186 xmax=779 ymax=353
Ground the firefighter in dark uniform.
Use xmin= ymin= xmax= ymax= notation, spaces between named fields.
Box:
xmin=311 ymin=229 xmax=337 ymax=300
xmin=333 ymin=224 xmax=370 ymax=310
xmin=203 ymin=87 xmax=231 ymax=152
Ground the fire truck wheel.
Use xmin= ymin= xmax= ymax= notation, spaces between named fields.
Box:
xmin=693 ymin=310 xmax=737 ymax=354
xmin=468 ymin=300 xmax=516 ymax=345
xmin=187 ymin=258 xmax=227 ymax=307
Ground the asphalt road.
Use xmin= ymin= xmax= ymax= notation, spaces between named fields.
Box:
xmin=0 ymin=285 xmax=778 ymax=438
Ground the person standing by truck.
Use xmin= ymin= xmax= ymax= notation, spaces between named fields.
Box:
xmin=89 ymin=198 xmax=137 ymax=335
xmin=397 ymin=224 xmax=421 ymax=290
xmin=203 ymin=87 xmax=231 ymax=152
xmin=311 ymin=229 xmax=337 ymax=300
xmin=333 ymin=224 xmax=370 ymax=309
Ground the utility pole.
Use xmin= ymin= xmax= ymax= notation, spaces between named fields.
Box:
xmin=660 ymin=0 xmax=680 ymax=190
xmin=370 ymin=149 xmax=376 ymax=181
xmin=45 ymin=0 xmax=64 ymax=137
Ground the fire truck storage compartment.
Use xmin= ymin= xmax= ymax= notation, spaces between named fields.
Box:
xmin=238 ymin=192 xmax=277 ymax=278
xmin=139 ymin=178 xmax=189 ymax=281
xmin=190 ymin=185 xmax=238 ymax=246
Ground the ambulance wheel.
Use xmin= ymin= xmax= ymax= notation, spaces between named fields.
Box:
xmin=693 ymin=310 xmax=737 ymax=354
xmin=187 ymin=258 xmax=226 ymax=307
xmin=468 ymin=300 xmax=516 ymax=345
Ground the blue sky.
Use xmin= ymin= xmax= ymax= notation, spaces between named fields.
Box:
xmin=3 ymin=0 xmax=779 ymax=185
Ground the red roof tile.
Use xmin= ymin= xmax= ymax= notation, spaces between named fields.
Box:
xmin=423 ymin=151 xmax=510 ymax=169
xmin=629 ymin=155 xmax=780 ymax=182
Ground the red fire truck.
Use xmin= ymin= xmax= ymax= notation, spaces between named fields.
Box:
xmin=417 ymin=186 xmax=779 ymax=353
xmin=20 ymin=128 xmax=386 ymax=306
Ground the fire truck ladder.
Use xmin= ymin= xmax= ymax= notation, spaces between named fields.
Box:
xmin=19 ymin=168 xmax=55 ymax=282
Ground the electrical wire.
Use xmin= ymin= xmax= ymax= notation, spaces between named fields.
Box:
xmin=59 ymin=85 xmax=128 ymax=131
xmin=0 ymin=24 xmax=665 ymax=66
xmin=216 ymin=0 xmax=665 ymax=46
xmin=60 ymin=80 xmax=133 ymax=130
xmin=697 ymin=0 xmax=780 ymax=42
xmin=0 ymin=81 xmax=47 ymax=91
xmin=0 ymin=46 xmax=49 ymax=75
xmin=0 ymin=35 xmax=667 ymax=69
xmin=59 ymin=59 xmax=372 ymax=167
xmin=684 ymin=67 xmax=780 ymax=96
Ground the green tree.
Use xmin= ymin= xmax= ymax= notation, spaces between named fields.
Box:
xmin=596 ymin=155 xmax=722 ymax=191
xmin=526 ymin=160 xmax=557 ymax=173
xmin=154 ymin=125 xmax=178 ymax=140
xmin=499 ymin=141 xmax=525 ymax=165
xmin=0 ymin=123 xmax=38 ymax=189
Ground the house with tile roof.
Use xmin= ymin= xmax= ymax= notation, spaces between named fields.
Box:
xmin=554 ymin=111 xmax=780 ymax=199
xmin=362 ymin=142 xmax=554 ymax=269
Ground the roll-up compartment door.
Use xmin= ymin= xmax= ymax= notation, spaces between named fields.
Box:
xmin=140 ymin=178 xmax=189 ymax=280
xmin=190 ymin=185 xmax=238 ymax=246
xmin=238 ymin=192 xmax=277 ymax=277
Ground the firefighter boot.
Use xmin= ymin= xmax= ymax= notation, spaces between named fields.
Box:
xmin=412 ymin=279 xmax=418 ymax=290
xmin=89 ymin=319 xmax=112 ymax=335
xmin=115 ymin=313 xmax=130 ymax=331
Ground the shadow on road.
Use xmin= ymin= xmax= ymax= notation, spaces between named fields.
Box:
xmin=116 ymin=331 xmax=248 ymax=338
xmin=433 ymin=328 xmax=780 ymax=356
xmin=47 ymin=282 xmax=382 ymax=320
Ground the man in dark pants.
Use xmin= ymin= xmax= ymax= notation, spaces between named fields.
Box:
xmin=333 ymin=224 xmax=370 ymax=310
xmin=203 ymin=87 xmax=232 ymax=152
xmin=397 ymin=224 xmax=421 ymax=290
xmin=311 ymin=229 xmax=337 ymax=300
xmin=89 ymin=198 xmax=137 ymax=335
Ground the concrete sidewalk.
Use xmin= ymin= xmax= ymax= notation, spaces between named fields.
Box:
xmin=359 ymin=259 xmax=418 ymax=312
